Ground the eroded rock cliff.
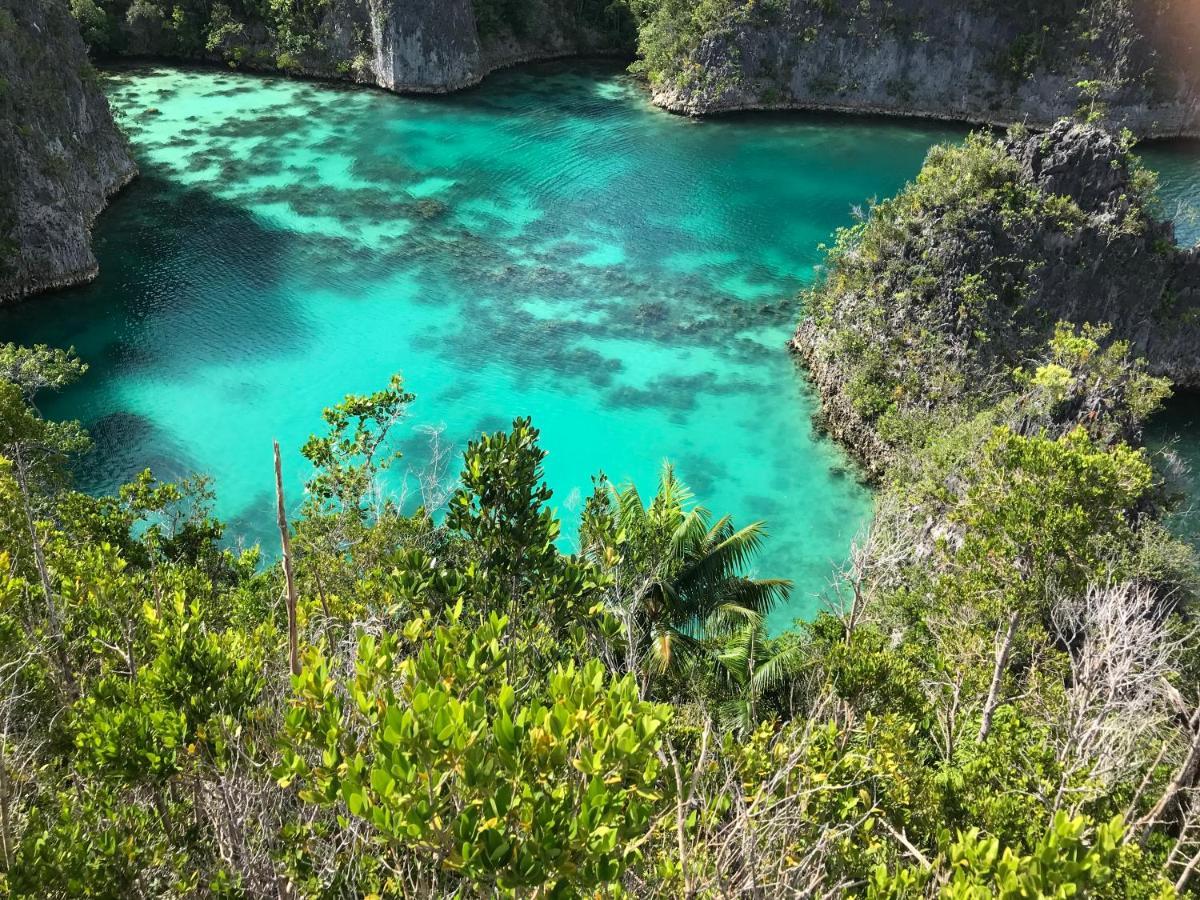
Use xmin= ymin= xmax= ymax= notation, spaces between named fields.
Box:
xmin=70 ymin=0 xmax=635 ymax=93
xmin=791 ymin=120 xmax=1200 ymax=475
xmin=0 ymin=0 xmax=136 ymax=302
xmin=634 ymin=0 xmax=1200 ymax=138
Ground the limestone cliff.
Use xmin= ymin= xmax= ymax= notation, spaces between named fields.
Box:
xmin=634 ymin=0 xmax=1200 ymax=138
xmin=791 ymin=120 xmax=1200 ymax=475
xmin=0 ymin=0 xmax=136 ymax=302
xmin=71 ymin=0 xmax=635 ymax=94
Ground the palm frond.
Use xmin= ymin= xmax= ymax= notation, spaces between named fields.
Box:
xmin=749 ymin=643 xmax=807 ymax=695
xmin=614 ymin=480 xmax=647 ymax=528
xmin=702 ymin=601 xmax=765 ymax=638
xmin=675 ymin=522 xmax=770 ymax=600
xmin=719 ymin=577 xmax=792 ymax=618
xmin=669 ymin=506 xmax=712 ymax=565
xmin=649 ymin=624 xmax=705 ymax=673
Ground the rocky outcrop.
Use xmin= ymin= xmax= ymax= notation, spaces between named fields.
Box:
xmin=75 ymin=0 xmax=634 ymax=94
xmin=0 ymin=0 xmax=137 ymax=302
xmin=638 ymin=0 xmax=1200 ymax=138
xmin=368 ymin=0 xmax=480 ymax=92
xmin=791 ymin=120 xmax=1200 ymax=474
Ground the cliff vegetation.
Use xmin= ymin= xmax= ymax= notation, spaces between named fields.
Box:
xmin=795 ymin=119 xmax=1200 ymax=475
xmin=67 ymin=0 xmax=636 ymax=92
xmin=627 ymin=0 xmax=1200 ymax=136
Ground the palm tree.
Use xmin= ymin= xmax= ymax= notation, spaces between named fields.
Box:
xmin=713 ymin=622 xmax=808 ymax=733
xmin=580 ymin=464 xmax=791 ymax=692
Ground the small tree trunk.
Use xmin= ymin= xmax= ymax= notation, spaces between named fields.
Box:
xmin=1176 ymin=843 xmax=1200 ymax=893
xmin=274 ymin=441 xmax=300 ymax=677
xmin=0 ymin=736 xmax=10 ymax=870
xmin=1138 ymin=704 xmax=1200 ymax=839
xmin=978 ymin=612 xmax=1019 ymax=743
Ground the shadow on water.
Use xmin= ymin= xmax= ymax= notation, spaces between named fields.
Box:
xmin=77 ymin=410 xmax=200 ymax=496
xmin=0 ymin=174 xmax=314 ymax=496
xmin=0 ymin=175 xmax=311 ymax=359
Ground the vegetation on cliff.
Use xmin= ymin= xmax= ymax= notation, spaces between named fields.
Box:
xmin=62 ymin=0 xmax=1200 ymax=136
xmin=795 ymin=120 xmax=1200 ymax=473
xmin=625 ymin=0 xmax=1200 ymax=134
xmin=68 ymin=0 xmax=635 ymax=83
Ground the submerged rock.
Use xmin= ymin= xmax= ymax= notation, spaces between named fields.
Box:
xmin=0 ymin=0 xmax=137 ymax=302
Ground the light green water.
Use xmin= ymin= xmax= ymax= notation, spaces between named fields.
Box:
xmin=0 ymin=63 xmax=971 ymax=628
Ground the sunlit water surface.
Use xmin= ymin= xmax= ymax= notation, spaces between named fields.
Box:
xmin=2 ymin=63 xmax=1198 ymax=626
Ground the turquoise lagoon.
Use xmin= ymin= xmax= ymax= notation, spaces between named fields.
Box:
xmin=2 ymin=62 xmax=1197 ymax=626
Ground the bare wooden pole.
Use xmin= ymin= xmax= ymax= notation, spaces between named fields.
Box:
xmin=978 ymin=612 xmax=1019 ymax=742
xmin=13 ymin=446 xmax=75 ymax=698
xmin=274 ymin=440 xmax=300 ymax=677
xmin=1176 ymin=843 xmax=1200 ymax=894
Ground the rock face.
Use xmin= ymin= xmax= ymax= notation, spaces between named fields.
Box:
xmin=1001 ymin=124 xmax=1200 ymax=389
xmin=792 ymin=120 xmax=1200 ymax=474
xmin=368 ymin=0 xmax=481 ymax=92
xmin=640 ymin=0 xmax=1200 ymax=138
xmin=78 ymin=0 xmax=635 ymax=94
xmin=0 ymin=0 xmax=136 ymax=302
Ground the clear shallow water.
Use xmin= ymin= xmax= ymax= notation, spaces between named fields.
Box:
xmin=0 ymin=62 xmax=959 ymax=628
xmin=12 ymin=63 xmax=1197 ymax=628
xmin=1152 ymin=393 xmax=1200 ymax=543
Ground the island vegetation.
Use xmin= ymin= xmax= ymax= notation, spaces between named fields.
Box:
xmin=3 ymin=0 xmax=1200 ymax=892
xmin=1 ymin=120 xmax=1199 ymax=896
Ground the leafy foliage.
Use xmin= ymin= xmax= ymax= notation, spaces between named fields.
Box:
xmin=280 ymin=607 xmax=670 ymax=893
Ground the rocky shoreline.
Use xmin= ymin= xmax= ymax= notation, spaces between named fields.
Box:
xmin=6 ymin=0 xmax=1200 ymax=306
xmin=78 ymin=0 xmax=635 ymax=96
xmin=790 ymin=320 xmax=891 ymax=480
xmin=654 ymin=86 xmax=1200 ymax=139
